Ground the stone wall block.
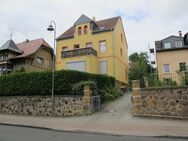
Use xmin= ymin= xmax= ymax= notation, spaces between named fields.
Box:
xmin=0 ymin=95 xmax=93 ymax=117
xmin=135 ymin=84 xmax=188 ymax=118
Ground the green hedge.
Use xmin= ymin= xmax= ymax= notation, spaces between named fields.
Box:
xmin=0 ymin=70 xmax=115 ymax=99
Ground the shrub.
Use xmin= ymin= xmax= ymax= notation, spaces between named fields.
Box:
xmin=0 ymin=70 xmax=115 ymax=100
xmin=101 ymin=85 xmax=124 ymax=102
xmin=71 ymin=81 xmax=98 ymax=96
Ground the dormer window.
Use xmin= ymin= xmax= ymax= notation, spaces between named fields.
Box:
xmin=84 ymin=25 xmax=88 ymax=34
xmin=99 ymin=26 xmax=105 ymax=30
xmin=164 ymin=42 xmax=171 ymax=49
xmin=175 ymin=41 xmax=182 ymax=48
xmin=78 ymin=27 xmax=82 ymax=35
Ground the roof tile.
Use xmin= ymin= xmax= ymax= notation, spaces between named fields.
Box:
xmin=57 ymin=16 xmax=120 ymax=40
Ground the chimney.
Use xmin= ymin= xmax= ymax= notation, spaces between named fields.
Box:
xmin=178 ymin=31 xmax=182 ymax=37
xmin=92 ymin=16 xmax=96 ymax=21
xmin=25 ymin=39 xmax=29 ymax=43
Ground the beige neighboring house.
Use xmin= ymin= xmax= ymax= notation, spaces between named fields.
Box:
xmin=0 ymin=38 xmax=53 ymax=75
xmin=155 ymin=31 xmax=188 ymax=85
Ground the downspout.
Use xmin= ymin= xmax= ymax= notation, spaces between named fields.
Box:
xmin=112 ymin=29 xmax=115 ymax=77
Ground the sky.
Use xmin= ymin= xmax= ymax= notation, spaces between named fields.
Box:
xmin=0 ymin=0 xmax=188 ymax=55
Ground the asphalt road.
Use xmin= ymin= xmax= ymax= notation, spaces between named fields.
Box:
xmin=0 ymin=125 xmax=187 ymax=141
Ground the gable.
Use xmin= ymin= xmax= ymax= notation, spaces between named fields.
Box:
xmin=74 ymin=14 xmax=93 ymax=26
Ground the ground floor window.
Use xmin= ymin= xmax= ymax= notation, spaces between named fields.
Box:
xmin=163 ymin=64 xmax=170 ymax=73
xmin=99 ymin=61 xmax=107 ymax=74
xmin=66 ymin=61 xmax=86 ymax=72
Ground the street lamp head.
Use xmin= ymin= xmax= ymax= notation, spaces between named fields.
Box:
xmin=47 ymin=24 xmax=54 ymax=31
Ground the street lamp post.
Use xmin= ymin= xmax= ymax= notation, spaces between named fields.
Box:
xmin=47 ymin=21 xmax=56 ymax=102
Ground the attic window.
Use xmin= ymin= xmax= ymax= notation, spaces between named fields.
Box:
xmin=84 ymin=25 xmax=88 ymax=34
xmin=78 ymin=27 xmax=82 ymax=35
xmin=99 ymin=26 xmax=105 ymax=30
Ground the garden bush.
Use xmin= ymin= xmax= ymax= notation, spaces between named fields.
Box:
xmin=0 ymin=70 xmax=116 ymax=102
xmin=71 ymin=81 xmax=98 ymax=96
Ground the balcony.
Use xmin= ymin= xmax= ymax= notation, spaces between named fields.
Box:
xmin=61 ymin=48 xmax=97 ymax=58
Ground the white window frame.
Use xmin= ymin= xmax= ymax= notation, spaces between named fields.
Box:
xmin=86 ymin=42 xmax=93 ymax=48
xmin=164 ymin=42 xmax=171 ymax=49
xmin=36 ymin=57 xmax=43 ymax=65
xmin=163 ymin=64 xmax=170 ymax=73
xmin=99 ymin=41 xmax=106 ymax=53
xmin=99 ymin=60 xmax=107 ymax=74
xmin=175 ymin=41 xmax=183 ymax=48
xmin=62 ymin=46 xmax=68 ymax=51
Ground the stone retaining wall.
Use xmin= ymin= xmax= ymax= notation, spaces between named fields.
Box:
xmin=0 ymin=86 xmax=94 ymax=117
xmin=132 ymin=80 xmax=188 ymax=118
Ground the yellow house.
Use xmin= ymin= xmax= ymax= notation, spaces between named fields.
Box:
xmin=56 ymin=15 xmax=129 ymax=86
xmin=155 ymin=32 xmax=188 ymax=85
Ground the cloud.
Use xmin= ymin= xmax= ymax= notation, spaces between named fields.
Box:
xmin=0 ymin=0 xmax=188 ymax=55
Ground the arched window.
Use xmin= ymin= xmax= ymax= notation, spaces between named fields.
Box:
xmin=78 ymin=27 xmax=82 ymax=35
xmin=84 ymin=25 xmax=88 ymax=34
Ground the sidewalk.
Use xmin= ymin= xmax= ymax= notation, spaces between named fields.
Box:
xmin=0 ymin=93 xmax=188 ymax=137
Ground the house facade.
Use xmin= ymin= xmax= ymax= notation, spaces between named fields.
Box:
xmin=56 ymin=15 xmax=129 ymax=86
xmin=0 ymin=38 xmax=53 ymax=75
xmin=155 ymin=31 xmax=188 ymax=85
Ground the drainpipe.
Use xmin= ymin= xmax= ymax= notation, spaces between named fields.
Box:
xmin=112 ymin=29 xmax=115 ymax=77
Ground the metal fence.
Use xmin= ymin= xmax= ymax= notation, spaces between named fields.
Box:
xmin=91 ymin=95 xmax=101 ymax=111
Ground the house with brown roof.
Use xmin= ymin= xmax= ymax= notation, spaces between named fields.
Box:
xmin=0 ymin=38 xmax=53 ymax=75
xmin=56 ymin=14 xmax=129 ymax=87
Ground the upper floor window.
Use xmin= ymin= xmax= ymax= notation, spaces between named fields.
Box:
xmin=62 ymin=46 xmax=68 ymax=51
xmin=175 ymin=41 xmax=183 ymax=48
xmin=78 ymin=27 xmax=82 ymax=35
xmin=163 ymin=64 xmax=170 ymax=73
xmin=86 ymin=42 xmax=92 ymax=48
xmin=0 ymin=56 xmax=4 ymax=61
xmin=179 ymin=62 xmax=186 ymax=71
xmin=0 ymin=55 xmax=7 ymax=61
xmin=99 ymin=41 xmax=106 ymax=53
xmin=164 ymin=42 xmax=171 ymax=49
xmin=84 ymin=25 xmax=88 ymax=34
xmin=121 ymin=34 xmax=123 ymax=42
xmin=120 ymin=48 xmax=123 ymax=56
xmin=36 ymin=57 xmax=44 ymax=65
xmin=74 ymin=44 xmax=80 ymax=50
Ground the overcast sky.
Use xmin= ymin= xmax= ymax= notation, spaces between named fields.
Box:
xmin=0 ymin=0 xmax=188 ymax=55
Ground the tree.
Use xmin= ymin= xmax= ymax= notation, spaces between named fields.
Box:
xmin=129 ymin=52 xmax=154 ymax=87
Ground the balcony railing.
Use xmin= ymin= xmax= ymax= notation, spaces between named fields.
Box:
xmin=61 ymin=48 xmax=97 ymax=58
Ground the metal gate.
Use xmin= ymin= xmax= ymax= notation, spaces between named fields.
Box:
xmin=91 ymin=95 xmax=101 ymax=111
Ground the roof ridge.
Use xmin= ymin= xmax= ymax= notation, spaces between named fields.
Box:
xmin=95 ymin=16 xmax=120 ymax=23
xmin=17 ymin=38 xmax=44 ymax=45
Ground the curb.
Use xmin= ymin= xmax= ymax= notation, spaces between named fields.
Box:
xmin=0 ymin=122 xmax=188 ymax=139
xmin=133 ymin=114 xmax=188 ymax=120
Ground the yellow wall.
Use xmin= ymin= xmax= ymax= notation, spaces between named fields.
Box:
xmin=113 ymin=18 xmax=129 ymax=84
xmin=56 ymin=18 xmax=128 ymax=85
xmin=157 ymin=49 xmax=188 ymax=85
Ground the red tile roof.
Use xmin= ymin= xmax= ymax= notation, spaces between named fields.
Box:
xmin=57 ymin=16 xmax=120 ymax=40
xmin=11 ymin=38 xmax=52 ymax=59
